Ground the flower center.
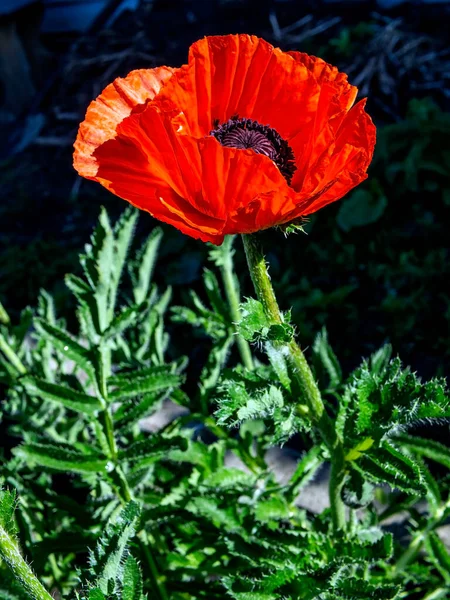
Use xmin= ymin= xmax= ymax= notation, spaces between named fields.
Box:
xmin=210 ymin=117 xmax=296 ymax=185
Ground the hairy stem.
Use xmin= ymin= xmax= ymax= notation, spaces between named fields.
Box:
xmin=241 ymin=233 xmax=346 ymax=531
xmin=0 ymin=526 xmax=53 ymax=600
xmin=221 ymin=254 xmax=255 ymax=372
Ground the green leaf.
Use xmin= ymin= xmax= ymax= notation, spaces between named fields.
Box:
xmin=15 ymin=442 xmax=108 ymax=473
xmin=369 ymin=344 xmax=392 ymax=375
xmin=113 ymin=391 xmax=168 ymax=431
xmin=394 ymin=433 xmax=450 ymax=470
xmin=103 ymin=302 xmax=148 ymax=340
xmin=88 ymin=501 xmax=140 ymax=595
xmin=0 ymin=301 xmax=9 ymax=325
xmin=228 ymin=594 xmax=279 ymax=600
xmin=342 ymin=468 xmax=374 ymax=508
xmin=203 ymin=268 xmax=230 ymax=320
xmin=81 ymin=208 xmax=115 ymax=332
xmin=356 ymin=442 xmax=425 ymax=495
xmin=333 ymin=577 xmax=399 ymax=599
xmin=254 ymin=497 xmax=291 ymax=523
xmin=22 ymin=377 xmax=102 ymax=415
xmin=109 ymin=370 xmax=182 ymax=402
xmin=216 ymin=380 xmax=285 ymax=428
xmin=118 ymin=436 xmax=188 ymax=465
xmin=122 ymin=556 xmax=144 ymax=600
xmin=265 ymin=342 xmax=291 ymax=391
xmin=425 ymin=532 xmax=450 ymax=584
xmin=87 ymin=589 xmax=106 ymax=600
xmin=109 ymin=207 xmax=139 ymax=321
xmin=129 ymin=227 xmax=163 ymax=304
xmin=312 ymin=327 xmax=342 ymax=390
xmin=286 ymin=445 xmax=323 ymax=501
xmin=65 ymin=274 xmax=99 ymax=341
xmin=238 ymin=299 xmax=294 ymax=343
xmin=34 ymin=318 xmax=95 ymax=380
xmin=0 ymin=489 xmax=17 ymax=536
xmin=202 ymin=468 xmax=253 ymax=490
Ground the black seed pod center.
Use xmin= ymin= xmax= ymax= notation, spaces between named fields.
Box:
xmin=210 ymin=117 xmax=296 ymax=185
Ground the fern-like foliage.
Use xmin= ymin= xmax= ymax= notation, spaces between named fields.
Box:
xmin=0 ymin=208 xmax=449 ymax=600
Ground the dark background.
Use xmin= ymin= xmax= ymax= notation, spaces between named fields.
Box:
xmin=1 ymin=0 xmax=449 ymax=380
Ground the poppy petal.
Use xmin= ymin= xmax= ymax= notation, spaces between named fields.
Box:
xmin=295 ymin=99 xmax=376 ymax=216
xmin=152 ymin=35 xmax=322 ymax=142
xmin=93 ymin=130 xmax=225 ymax=244
xmin=73 ymin=66 xmax=174 ymax=179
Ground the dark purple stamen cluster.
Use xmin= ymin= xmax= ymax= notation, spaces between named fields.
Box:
xmin=211 ymin=117 xmax=296 ymax=185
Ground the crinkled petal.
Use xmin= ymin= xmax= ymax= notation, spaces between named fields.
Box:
xmin=290 ymin=99 xmax=376 ymax=218
xmin=152 ymin=35 xmax=321 ymax=142
xmin=73 ymin=67 xmax=174 ymax=179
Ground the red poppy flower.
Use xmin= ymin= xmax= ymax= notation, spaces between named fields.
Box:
xmin=74 ymin=35 xmax=376 ymax=245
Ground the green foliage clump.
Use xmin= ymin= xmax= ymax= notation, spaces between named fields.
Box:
xmin=0 ymin=208 xmax=449 ymax=600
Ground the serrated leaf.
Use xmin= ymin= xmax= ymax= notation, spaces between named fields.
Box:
xmin=334 ymin=576 xmax=399 ymax=599
xmin=286 ymin=445 xmax=323 ymax=501
xmin=342 ymin=468 xmax=374 ymax=508
xmin=113 ymin=391 xmax=168 ymax=431
xmin=88 ymin=501 xmax=140 ymax=595
xmin=102 ymin=303 xmax=146 ymax=340
xmin=122 ymin=556 xmax=143 ymax=600
xmin=34 ymin=318 xmax=95 ymax=379
xmin=185 ymin=497 xmax=240 ymax=531
xmin=65 ymin=274 xmax=99 ymax=340
xmin=87 ymin=589 xmax=106 ymax=600
xmin=369 ymin=344 xmax=392 ymax=375
xmin=119 ymin=436 xmax=188 ymax=465
xmin=109 ymin=207 xmax=139 ymax=322
xmin=238 ymin=299 xmax=294 ymax=343
xmin=109 ymin=371 xmax=182 ymax=402
xmin=202 ymin=468 xmax=253 ymax=490
xmin=15 ymin=442 xmax=108 ymax=473
xmin=356 ymin=442 xmax=425 ymax=495
xmin=81 ymin=208 xmax=114 ymax=332
xmin=129 ymin=227 xmax=163 ymax=304
xmin=254 ymin=497 xmax=291 ymax=523
xmin=22 ymin=377 xmax=102 ymax=415
xmin=312 ymin=327 xmax=342 ymax=390
xmin=394 ymin=433 xmax=450 ymax=470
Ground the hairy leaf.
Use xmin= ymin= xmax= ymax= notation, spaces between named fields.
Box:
xmin=15 ymin=442 xmax=108 ymax=473
xmin=22 ymin=377 xmax=102 ymax=415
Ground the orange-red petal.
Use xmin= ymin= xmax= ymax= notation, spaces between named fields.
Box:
xmin=73 ymin=67 xmax=174 ymax=179
xmin=151 ymin=35 xmax=323 ymax=142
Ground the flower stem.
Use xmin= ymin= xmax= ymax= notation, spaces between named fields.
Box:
xmin=220 ymin=245 xmax=254 ymax=371
xmin=241 ymin=233 xmax=346 ymax=531
xmin=0 ymin=526 xmax=53 ymax=600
